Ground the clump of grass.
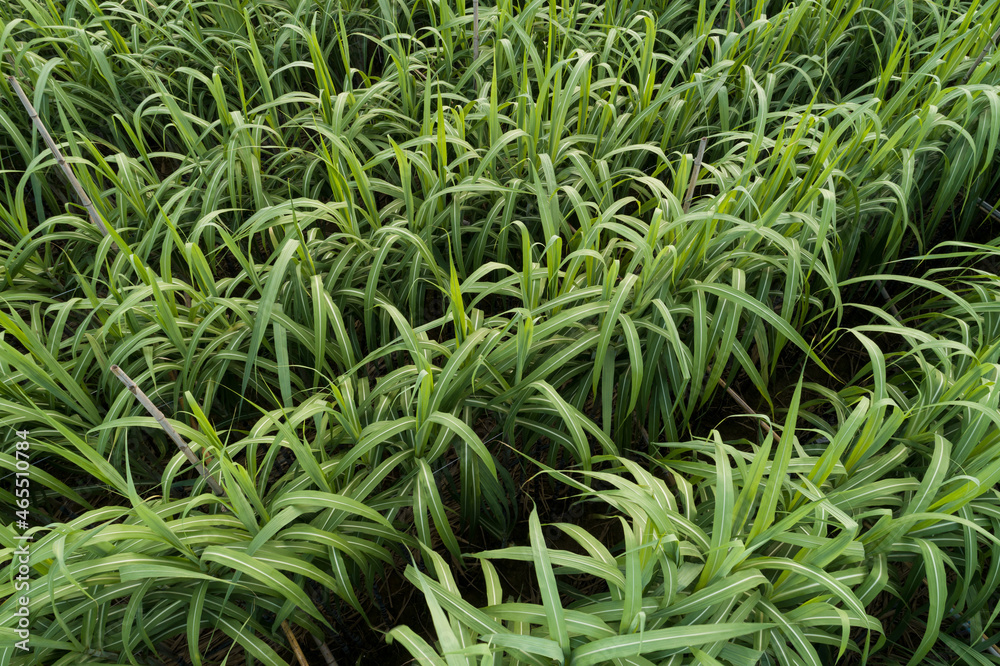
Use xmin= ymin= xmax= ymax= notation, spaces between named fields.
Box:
xmin=2 ymin=0 xmax=1000 ymax=663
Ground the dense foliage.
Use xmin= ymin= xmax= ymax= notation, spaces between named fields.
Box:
xmin=2 ymin=0 xmax=1000 ymax=663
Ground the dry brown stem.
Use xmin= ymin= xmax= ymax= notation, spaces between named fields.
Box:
xmin=8 ymin=76 xmax=110 ymax=237
xmin=110 ymin=364 xmax=225 ymax=496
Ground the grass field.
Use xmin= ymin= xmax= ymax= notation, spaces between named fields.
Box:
xmin=3 ymin=0 xmax=1000 ymax=663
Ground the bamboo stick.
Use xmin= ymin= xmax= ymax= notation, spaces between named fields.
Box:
xmin=109 ymin=364 xmax=225 ymax=496
xmin=7 ymin=76 xmax=110 ymax=237
xmin=683 ymin=137 xmax=708 ymax=214
xmin=964 ymin=24 xmax=1000 ymax=84
xmin=281 ymin=621 xmax=309 ymax=666
xmin=717 ymin=376 xmax=782 ymax=443
xmin=473 ymin=0 xmax=480 ymax=59
xmin=313 ymin=636 xmax=339 ymax=666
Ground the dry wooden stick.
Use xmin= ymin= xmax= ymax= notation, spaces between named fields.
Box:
xmin=732 ymin=7 xmax=746 ymax=29
xmin=708 ymin=365 xmax=782 ymax=443
xmin=313 ymin=636 xmax=340 ymax=666
xmin=281 ymin=621 xmax=309 ymax=666
xmin=964 ymin=24 xmax=1000 ymax=84
xmin=472 ymin=0 xmax=480 ymax=59
xmin=975 ymin=197 xmax=1000 ymax=223
xmin=875 ymin=279 xmax=900 ymax=319
xmin=110 ymin=364 xmax=225 ymax=496
xmin=7 ymin=76 xmax=109 ymax=237
xmin=683 ymin=137 xmax=708 ymax=213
